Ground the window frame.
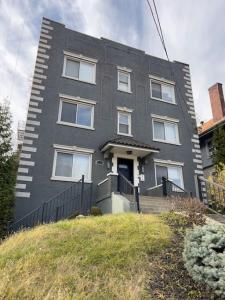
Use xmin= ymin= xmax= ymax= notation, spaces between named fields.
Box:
xmin=152 ymin=117 xmax=180 ymax=145
xmin=206 ymin=139 xmax=213 ymax=158
xmin=117 ymin=111 xmax=132 ymax=136
xmin=117 ymin=70 xmax=131 ymax=93
xmin=150 ymin=78 xmax=176 ymax=104
xmin=154 ymin=162 xmax=184 ymax=189
xmin=62 ymin=54 xmax=97 ymax=85
xmin=51 ymin=148 xmax=92 ymax=182
xmin=57 ymin=98 xmax=95 ymax=130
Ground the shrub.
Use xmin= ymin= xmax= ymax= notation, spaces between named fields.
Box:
xmin=161 ymin=211 xmax=190 ymax=234
xmin=90 ymin=206 xmax=102 ymax=216
xmin=171 ymin=197 xmax=206 ymax=226
xmin=183 ymin=224 xmax=225 ymax=298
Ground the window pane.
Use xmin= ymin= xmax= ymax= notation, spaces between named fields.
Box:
xmin=61 ymin=102 xmax=77 ymax=123
xmin=55 ymin=152 xmax=73 ymax=177
xmin=165 ymin=122 xmax=177 ymax=142
xmin=152 ymin=82 xmax=162 ymax=99
xmin=119 ymin=82 xmax=129 ymax=91
xmin=77 ymin=104 xmax=92 ymax=127
xmin=79 ymin=61 xmax=95 ymax=82
xmin=154 ymin=121 xmax=165 ymax=140
xmin=119 ymin=72 xmax=129 ymax=84
xmin=73 ymin=154 xmax=90 ymax=179
xmin=119 ymin=124 xmax=129 ymax=134
xmin=119 ymin=113 xmax=129 ymax=125
xmin=162 ymin=84 xmax=174 ymax=103
xmin=168 ymin=166 xmax=183 ymax=188
xmin=156 ymin=165 xmax=168 ymax=185
xmin=207 ymin=140 xmax=213 ymax=157
xmin=65 ymin=59 xmax=79 ymax=78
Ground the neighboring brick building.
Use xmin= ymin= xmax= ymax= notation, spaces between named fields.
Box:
xmin=198 ymin=83 xmax=225 ymax=177
xmin=14 ymin=18 xmax=202 ymax=220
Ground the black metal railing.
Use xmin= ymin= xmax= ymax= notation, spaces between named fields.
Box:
xmin=162 ymin=177 xmax=191 ymax=198
xmin=118 ymin=172 xmax=140 ymax=213
xmin=9 ymin=175 xmax=92 ymax=233
xmin=197 ymin=176 xmax=225 ymax=214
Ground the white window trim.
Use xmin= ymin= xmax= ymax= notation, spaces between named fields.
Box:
xmin=51 ymin=148 xmax=92 ymax=183
xmin=117 ymin=106 xmax=134 ymax=113
xmin=152 ymin=118 xmax=180 ymax=145
xmin=63 ymin=51 xmax=98 ymax=63
xmin=62 ymin=54 xmax=96 ymax=85
xmin=150 ymin=78 xmax=176 ymax=104
xmin=154 ymin=161 xmax=184 ymax=189
xmin=117 ymin=111 xmax=132 ymax=137
xmin=117 ymin=70 xmax=131 ymax=93
xmin=149 ymin=74 xmax=175 ymax=85
xmin=53 ymin=144 xmax=95 ymax=153
xmin=59 ymin=94 xmax=96 ymax=105
xmin=57 ymin=97 xmax=95 ymax=130
xmin=117 ymin=65 xmax=132 ymax=73
xmin=151 ymin=114 xmax=179 ymax=123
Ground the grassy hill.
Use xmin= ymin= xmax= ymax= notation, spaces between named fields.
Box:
xmin=0 ymin=214 xmax=171 ymax=300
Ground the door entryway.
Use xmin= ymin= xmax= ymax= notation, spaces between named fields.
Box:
xmin=117 ymin=158 xmax=134 ymax=184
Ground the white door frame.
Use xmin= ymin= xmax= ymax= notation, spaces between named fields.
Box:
xmin=111 ymin=152 xmax=139 ymax=186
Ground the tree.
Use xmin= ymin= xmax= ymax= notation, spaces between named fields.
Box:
xmin=212 ymin=126 xmax=225 ymax=171
xmin=0 ymin=101 xmax=18 ymax=237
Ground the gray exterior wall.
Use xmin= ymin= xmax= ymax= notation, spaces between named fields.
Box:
xmin=200 ymin=133 xmax=213 ymax=170
xmin=15 ymin=18 xmax=202 ymax=220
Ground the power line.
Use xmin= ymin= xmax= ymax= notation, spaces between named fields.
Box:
xmin=145 ymin=0 xmax=197 ymax=136
xmin=152 ymin=0 xmax=169 ymax=60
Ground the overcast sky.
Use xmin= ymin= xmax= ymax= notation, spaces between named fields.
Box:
xmin=1 ymin=0 xmax=225 ymax=146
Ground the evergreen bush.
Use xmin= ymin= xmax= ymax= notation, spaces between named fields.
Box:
xmin=183 ymin=224 xmax=225 ymax=298
xmin=0 ymin=102 xmax=18 ymax=238
xmin=90 ymin=206 xmax=102 ymax=216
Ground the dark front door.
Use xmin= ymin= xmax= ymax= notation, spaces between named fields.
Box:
xmin=117 ymin=158 xmax=134 ymax=183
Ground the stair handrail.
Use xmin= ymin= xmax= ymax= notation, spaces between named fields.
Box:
xmin=9 ymin=175 xmax=88 ymax=232
xmin=162 ymin=177 xmax=191 ymax=197
xmin=118 ymin=172 xmax=140 ymax=213
xmin=118 ymin=171 xmax=135 ymax=188
xmin=146 ymin=184 xmax=163 ymax=191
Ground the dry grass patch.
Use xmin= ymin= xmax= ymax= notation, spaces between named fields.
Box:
xmin=0 ymin=213 xmax=171 ymax=300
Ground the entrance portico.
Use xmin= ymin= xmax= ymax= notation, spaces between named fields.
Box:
xmin=100 ymin=137 xmax=160 ymax=189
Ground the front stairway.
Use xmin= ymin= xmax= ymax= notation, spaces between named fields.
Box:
xmin=139 ymin=196 xmax=172 ymax=214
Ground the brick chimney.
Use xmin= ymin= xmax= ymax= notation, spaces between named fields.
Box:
xmin=208 ymin=83 xmax=225 ymax=122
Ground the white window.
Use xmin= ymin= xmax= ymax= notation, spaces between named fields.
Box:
xmin=118 ymin=70 xmax=131 ymax=92
xmin=153 ymin=119 xmax=179 ymax=144
xmin=63 ymin=56 xmax=96 ymax=84
xmin=151 ymin=80 xmax=175 ymax=103
xmin=58 ymin=100 xmax=94 ymax=129
xmin=53 ymin=150 xmax=92 ymax=182
xmin=118 ymin=112 xmax=131 ymax=136
xmin=155 ymin=164 xmax=184 ymax=188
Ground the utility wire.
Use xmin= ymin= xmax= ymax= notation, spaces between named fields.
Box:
xmin=145 ymin=0 xmax=197 ymax=136
xmin=152 ymin=0 xmax=169 ymax=60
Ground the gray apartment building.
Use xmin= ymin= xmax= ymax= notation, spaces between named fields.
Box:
xmin=14 ymin=18 xmax=203 ymax=221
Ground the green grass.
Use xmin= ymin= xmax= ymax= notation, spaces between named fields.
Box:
xmin=0 ymin=213 xmax=171 ymax=300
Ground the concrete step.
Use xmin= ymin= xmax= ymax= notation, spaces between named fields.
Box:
xmin=139 ymin=196 xmax=172 ymax=214
xmin=207 ymin=214 xmax=225 ymax=224
xmin=141 ymin=206 xmax=170 ymax=213
xmin=123 ymin=195 xmax=172 ymax=214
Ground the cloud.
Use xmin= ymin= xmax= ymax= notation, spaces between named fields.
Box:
xmin=0 ymin=0 xmax=224 ymax=148
xmin=141 ymin=0 xmax=225 ymax=122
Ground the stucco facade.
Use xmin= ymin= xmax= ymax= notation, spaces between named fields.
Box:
xmin=14 ymin=18 xmax=202 ymax=220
